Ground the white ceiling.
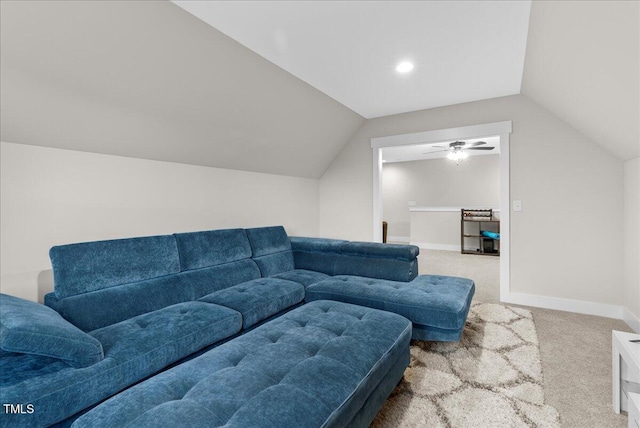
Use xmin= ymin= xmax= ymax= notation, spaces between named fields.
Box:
xmin=173 ymin=1 xmax=532 ymax=119
xmin=382 ymin=136 xmax=500 ymax=163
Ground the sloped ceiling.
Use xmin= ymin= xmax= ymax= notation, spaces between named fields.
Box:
xmin=1 ymin=0 xmax=637 ymax=174
xmin=0 ymin=1 xmax=364 ymax=179
xmin=174 ymin=1 xmax=531 ymax=119
xmin=522 ymin=0 xmax=639 ymax=161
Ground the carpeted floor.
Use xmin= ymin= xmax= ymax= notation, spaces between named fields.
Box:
xmin=379 ymin=248 xmax=632 ymax=427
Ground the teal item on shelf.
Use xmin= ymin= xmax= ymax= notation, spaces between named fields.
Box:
xmin=481 ymin=231 xmax=500 ymax=240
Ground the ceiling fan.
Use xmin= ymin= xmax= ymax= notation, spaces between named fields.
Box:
xmin=424 ymin=140 xmax=495 ymax=162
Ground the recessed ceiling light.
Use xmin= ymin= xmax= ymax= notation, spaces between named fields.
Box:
xmin=396 ymin=61 xmax=414 ymax=73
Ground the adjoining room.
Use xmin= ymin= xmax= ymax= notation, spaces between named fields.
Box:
xmin=381 ymin=136 xmax=502 ymax=302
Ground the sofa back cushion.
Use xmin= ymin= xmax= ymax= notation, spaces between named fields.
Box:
xmin=46 ymin=258 xmax=262 ymax=332
xmin=340 ymin=241 xmax=419 ymax=261
xmin=45 ymin=275 xmax=193 ymax=332
xmin=49 ymin=235 xmax=180 ymax=298
xmin=174 ymin=229 xmax=252 ymax=271
xmin=290 ymin=237 xmax=419 ymax=282
xmin=289 ymin=237 xmax=348 ymax=276
xmin=181 ymin=259 xmax=261 ymax=300
xmin=245 ymin=226 xmax=294 ymax=277
xmin=333 ymin=241 xmax=419 ymax=281
xmin=174 ymin=229 xmax=261 ymax=298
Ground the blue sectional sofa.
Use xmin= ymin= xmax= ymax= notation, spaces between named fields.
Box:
xmin=0 ymin=226 xmax=474 ymax=427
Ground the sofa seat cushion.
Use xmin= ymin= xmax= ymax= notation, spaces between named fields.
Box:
xmin=0 ymin=294 xmax=103 ymax=368
xmin=71 ymin=301 xmax=412 ymax=428
xmin=199 ymin=278 xmax=305 ymax=329
xmin=0 ymin=302 xmax=241 ymax=428
xmin=90 ymin=302 xmax=241 ymax=364
xmin=305 ymin=274 xmax=475 ymax=333
xmin=270 ymin=269 xmax=330 ymax=287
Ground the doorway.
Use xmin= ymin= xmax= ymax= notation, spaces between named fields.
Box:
xmin=371 ymin=121 xmax=512 ymax=302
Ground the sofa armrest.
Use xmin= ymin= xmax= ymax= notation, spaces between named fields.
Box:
xmin=340 ymin=241 xmax=419 ymax=261
xmin=290 ymin=237 xmax=419 ymax=282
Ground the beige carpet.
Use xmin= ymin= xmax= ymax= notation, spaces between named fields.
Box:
xmin=387 ymin=248 xmax=633 ymax=427
xmin=372 ymin=302 xmax=560 ymax=427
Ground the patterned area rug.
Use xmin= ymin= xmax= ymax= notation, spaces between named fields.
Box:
xmin=372 ymin=303 xmax=561 ymax=427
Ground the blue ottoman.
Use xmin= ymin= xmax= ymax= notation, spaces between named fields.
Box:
xmin=305 ymin=274 xmax=475 ymax=341
xmin=72 ymin=300 xmax=412 ymax=428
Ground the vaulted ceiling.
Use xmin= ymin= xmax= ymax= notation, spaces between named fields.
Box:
xmin=173 ymin=1 xmax=531 ymax=119
xmin=0 ymin=1 xmax=364 ymax=179
xmin=1 ymin=1 xmax=637 ymax=180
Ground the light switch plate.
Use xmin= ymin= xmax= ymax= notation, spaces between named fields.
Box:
xmin=513 ymin=200 xmax=522 ymax=212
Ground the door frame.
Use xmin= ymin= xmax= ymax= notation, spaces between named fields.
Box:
xmin=371 ymin=121 xmax=512 ymax=301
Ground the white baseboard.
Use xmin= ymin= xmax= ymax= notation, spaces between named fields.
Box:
xmin=623 ymin=308 xmax=640 ymax=333
xmin=502 ymin=292 xmax=623 ymax=318
xmin=502 ymin=292 xmax=640 ymax=332
xmin=410 ymin=242 xmax=460 ymax=252
xmin=384 ymin=242 xmax=640 ymax=333
xmin=386 ymin=235 xmax=410 ymax=243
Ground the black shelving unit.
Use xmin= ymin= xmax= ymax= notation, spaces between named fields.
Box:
xmin=461 ymin=209 xmax=500 ymax=256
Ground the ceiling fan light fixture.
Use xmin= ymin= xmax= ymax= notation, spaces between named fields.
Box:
xmin=396 ymin=61 xmax=414 ymax=73
xmin=447 ymin=148 xmax=468 ymax=161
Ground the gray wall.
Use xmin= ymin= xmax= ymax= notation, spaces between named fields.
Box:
xmin=382 ymin=155 xmax=499 ymax=238
xmin=0 ymin=142 xmax=319 ymax=302
xmin=319 ymin=94 xmax=626 ymax=313
xmin=522 ymin=0 xmax=639 ymax=160
xmin=623 ymin=158 xmax=640 ymax=327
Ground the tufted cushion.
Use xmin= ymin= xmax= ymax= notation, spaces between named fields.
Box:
xmin=71 ymin=301 xmax=412 ymax=428
xmin=199 ymin=278 xmax=304 ymax=329
xmin=305 ymin=275 xmax=475 ymax=332
xmin=0 ymin=294 xmax=103 ymax=368
xmin=1 ymin=301 xmax=242 ymax=428
xmin=90 ymin=302 xmax=241 ymax=364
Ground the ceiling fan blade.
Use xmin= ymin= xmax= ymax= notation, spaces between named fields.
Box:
xmin=466 ymin=146 xmax=495 ymax=150
xmin=468 ymin=141 xmax=487 ymax=147
xmin=422 ymin=149 xmax=450 ymax=154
